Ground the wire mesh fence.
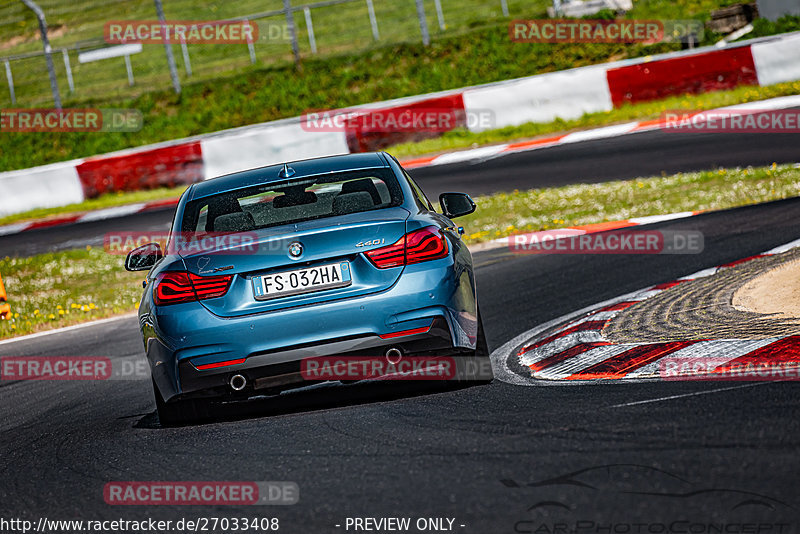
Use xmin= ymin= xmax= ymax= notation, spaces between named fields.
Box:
xmin=0 ymin=0 xmax=547 ymax=108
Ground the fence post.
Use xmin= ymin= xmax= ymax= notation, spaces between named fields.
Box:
xmin=62 ymin=49 xmax=74 ymax=93
xmin=154 ymin=0 xmax=181 ymax=94
xmin=414 ymin=0 xmax=430 ymax=45
xmin=3 ymin=60 xmax=15 ymax=105
xmin=244 ymin=18 xmax=256 ymax=64
xmin=433 ymin=0 xmax=445 ymax=30
xmin=180 ymin=37 xmax=192 ymax=76
xmin=21 ymin=0 xmax=62 ymax=108
xmin=501 ymin=0 xmax=509 ymax=17
xmin=366 ymin=0 xmax=380 ymax=40
xmin=303 ymin=7 xmax=317 ymax=54
xmin=124 ymin=54 xmax=135 ymax=86
xmin=283 ymin=0 xmax=302 ymax=68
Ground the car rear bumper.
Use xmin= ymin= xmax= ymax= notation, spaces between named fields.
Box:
xmin=147 ymin=263 xmax=477 ymax=401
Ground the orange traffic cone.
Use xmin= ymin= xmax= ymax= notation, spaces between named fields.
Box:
xmin=0 ymin=273 xmax=10 ymax=319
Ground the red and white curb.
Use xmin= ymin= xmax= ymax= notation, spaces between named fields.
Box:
xmin=402 ymin=94 xmax=800 ymax=170
xmin=0 ymin=198 xmax=179 ymax=237
xmin=489 ymin=237 xmax=800 ymax=385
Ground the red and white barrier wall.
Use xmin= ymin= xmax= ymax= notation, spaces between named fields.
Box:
xmin=0 ymin=161 xmax=84 ymax=216
xmin=462 ymin=65 xmax=613 ymax=132
xmin=200 ymin=121 xmax=350 ymax=180
xmin=1 ymin=33 xmax=799 ymax=218
xmin=752 ymin=33 xmax=800 ymax=86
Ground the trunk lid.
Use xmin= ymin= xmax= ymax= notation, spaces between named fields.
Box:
xmin=179 ymin=207 xmax=410 ymax=317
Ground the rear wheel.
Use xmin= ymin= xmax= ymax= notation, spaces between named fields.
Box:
xmin=153 ymin=380 xmax=213 ymax=426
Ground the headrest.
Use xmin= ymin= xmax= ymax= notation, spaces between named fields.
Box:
xmin=341 ymin=178 xmax=381 ymax=205
xmin=332 ymin=191 xmax=375 ymax=216
xmin=213 ymin=212 xmax=256 ymax=233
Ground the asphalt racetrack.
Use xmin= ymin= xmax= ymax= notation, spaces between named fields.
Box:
xmin=1 ymin=131 xmax=800 ymax=532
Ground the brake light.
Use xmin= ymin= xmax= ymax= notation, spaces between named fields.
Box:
xmin=154 ymin=272 xmax=233 ymax=306
xmin=365 ymin=227 xmax=448 ymax=269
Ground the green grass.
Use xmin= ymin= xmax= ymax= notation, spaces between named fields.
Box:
xmin=0 ymin=186 xmax=187 ymax=226
xmin=0 ymin=247 xmax=143 ymax=338
xmin=3 ymin=162 xmax=799 ymax=339
xmin=388 ymin=81 xmax=800 ymax=158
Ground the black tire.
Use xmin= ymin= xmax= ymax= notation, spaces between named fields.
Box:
xmin=153 ymin=380 xmax=213 ymax=426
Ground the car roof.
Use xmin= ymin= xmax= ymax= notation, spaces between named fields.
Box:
xmin=189 ymin=152 xmax=390 ymax=201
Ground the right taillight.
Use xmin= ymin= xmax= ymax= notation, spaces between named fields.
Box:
xmin=154 ymin=272 xmax=233 ymax=306
xmin=365 ymin=226 xmax=448 ymax=269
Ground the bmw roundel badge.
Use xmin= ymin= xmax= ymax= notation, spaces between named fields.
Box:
xmin=288 ymin=242 xmax=304 ymax=258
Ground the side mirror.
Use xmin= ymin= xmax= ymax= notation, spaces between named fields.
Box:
xmin=125 ymin=243 xmax=163 ymax=272
xmin=439 ymin=192 xmax=476 ymax=219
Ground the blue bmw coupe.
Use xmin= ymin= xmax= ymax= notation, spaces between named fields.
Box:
xmin=125 ymin=152 xmax=489 ymax=424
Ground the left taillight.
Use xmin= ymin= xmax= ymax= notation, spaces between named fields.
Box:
xmin=153 ymin=272 xmax=233 ymax=306
xmin=365 ymin=226 xmax=449 ymax=269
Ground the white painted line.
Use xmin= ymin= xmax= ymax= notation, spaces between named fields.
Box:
xmin=78 ymin=203 xmax=147 ymax=222
xmin=765 ymin=237 xmax=800 ymax=255
xmin=0 ymin=313 xmax=137 ymax=346
xmin=0 ymin=222 xmax=33 ymax=237
xmin=558 ymin=122 xmax=639 ymax=144
xmin=430 ymin=145 xmax=508 ymax=166
xmin=628 ymin=211 xmax=696 ymax=225
xmin=608 ymin=382 xmax=775 ymax=408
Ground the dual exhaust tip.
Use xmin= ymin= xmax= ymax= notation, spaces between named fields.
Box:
xmin=227 ymin=347 xmax=403 ymax=391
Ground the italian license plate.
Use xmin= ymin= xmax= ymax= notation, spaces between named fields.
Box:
xmin=252 ymin=261 xmax=351 ymax=301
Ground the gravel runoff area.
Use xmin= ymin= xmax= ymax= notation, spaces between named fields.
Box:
xmin=604 ymin=247 xmax=800 ymax=343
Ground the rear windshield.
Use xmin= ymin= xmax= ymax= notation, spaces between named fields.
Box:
xmin=181 ymin=168 xmax=404 ymax=234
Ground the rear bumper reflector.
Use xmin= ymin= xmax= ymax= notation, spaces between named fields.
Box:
xmin=195 ymin=358 xmax=247 ymax=370
xmin=378 ymin=320 xmax=435 ymax=339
